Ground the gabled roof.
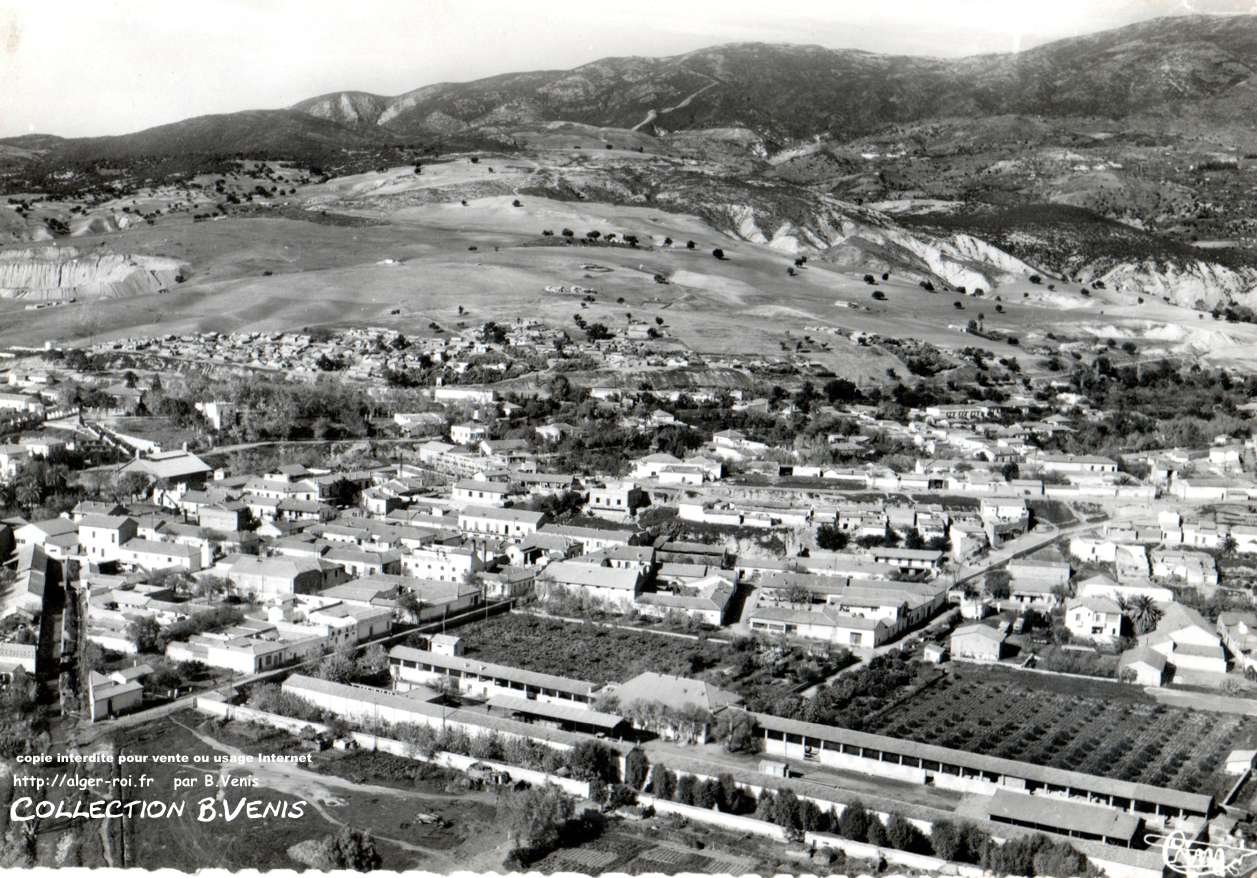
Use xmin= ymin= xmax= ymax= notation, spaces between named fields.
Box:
xmin=1119 ymin=645 xmax=1167 ymax=671
xmin=952 ymin=622 xmax=1005 ymax=642
xmin=18 ymin=518 xmax=77 ymax=538
xmin=228 ymin=555 xmax=324 ymax=579
xmin=751 ymin=605 xmax=883 ymax=630
xmin=611 ymin=671 xmax=741 ymax=714
xmin=543 ymin=523 xmax=636 ymax=543
xmin=119 ymin=450 xmax=212 ymax=480
xmin=983 ymin=789 xmax=1140 ymax=841
xmin=1067 ymin=596 xmax=1122 ymax=615
xmin=459 ymin=505 xmax=546 ymax=524
xmin=639 ymin=452 xmax=682 ymax=464
xmin=122 ymin=539 xmax=199 ymax=560
xmin=454 ymin=479 xmax=511 ymax=494
xmin=488 ymin=695 xmax=624 ymax=730
xmin=542 ymin=561 xmax=641 ymax=591
xmin=79 ymin=514 xmax=134 ymax=531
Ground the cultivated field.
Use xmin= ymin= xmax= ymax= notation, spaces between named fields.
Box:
xmin=455 ymin=613 xmax=730 ymax=685
xmin=866 ymin=671 xmax=1257 ymax=797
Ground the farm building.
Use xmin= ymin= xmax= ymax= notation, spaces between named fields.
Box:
xmin=949 ymin=623 xmax=1007 ymax=662
xmin=486 ymin=695 xmax=630 ymax=738
xmin=1118 ymin=646 xmax=1168 ymax=687
xmin=280 ymin=674 xmax=581 ymax=752
xmin=1138 ymin=604 xmax=1227 ymax=677
xmin=605 ymin=671 xmax=741 ymax=743
xmin=388 ymin=645 xmax=599 ymax=706
xmin=86 ymin=669 xmax=145 ymax=722
xmin=978 ymin=789 xmax=1143 ymax=848
xmin=755 ymin=712 xmax=1212 ymax=822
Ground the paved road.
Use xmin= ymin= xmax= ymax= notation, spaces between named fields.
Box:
xmin=1144 ymin=687 xmax=1257 ymax=717
xmin=952 ymin=520 xmax=1101 ymax=586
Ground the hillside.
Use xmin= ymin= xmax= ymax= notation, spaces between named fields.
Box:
xmin=50 ymin=110 xmax=390 ymax=161
xmin=2 ymin=14 xmax=1255 ymax=162
xmin=274 ymin=17 xmax=1257 ymax=143
xmin=2 ymin=13 xmax=1257 ymax=366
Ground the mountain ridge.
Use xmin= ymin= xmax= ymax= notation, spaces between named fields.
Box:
xmin=6 ymin=14 xmax=1257 ymax=157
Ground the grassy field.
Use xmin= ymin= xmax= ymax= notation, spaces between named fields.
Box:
xmin=455 ymin=613 xmax=731 ymax=685
xmin=10 ymin=152 xmax=1248 ymax=380
xmin=86 ymin=712 xmax=509 ymax=871
xmin=866 ymin=669 xmax=1257 ymax=797
xmin=532 ymin=817 xmax=782 ymax=875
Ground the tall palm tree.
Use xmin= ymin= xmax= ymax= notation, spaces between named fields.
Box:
xmin=1124 ymin=594 xmax=1163 ymax=635
xmin=398 ymin=590 xmax=422 ymax=624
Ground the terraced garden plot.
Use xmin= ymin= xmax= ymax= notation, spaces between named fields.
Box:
xmin=553 ymin=847 xmax=619 ymax=870
xmin=455 ymin=613 xmax=731 ymax=684
xmin=866 ymin=674 xmax=1257 ymax=796
xmin=535 ymin=834 xmax=652 ymax=874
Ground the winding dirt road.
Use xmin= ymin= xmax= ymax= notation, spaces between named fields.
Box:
xmin=172 ymin=719 xmax=501 ymax=867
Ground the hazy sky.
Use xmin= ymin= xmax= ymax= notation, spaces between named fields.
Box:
xmin=0 ymin=0 xmax=1252 ymax=138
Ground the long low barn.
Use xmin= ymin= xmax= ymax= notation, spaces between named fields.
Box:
xmin=389 ymin=645 xmax=600 ymax=705
xmin=756 ymin=712 xmax=1211 ymax=821
xmin=487 ymin=694 xmax=630 ymax=738
xmin=282 ymin=674 xmax=589 ymax=749
xmin=980 ymin=789 xmax=1143 ymax=848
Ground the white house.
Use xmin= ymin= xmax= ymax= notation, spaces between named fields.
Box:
xmin=949 ymin=623 xmax=1007 ymax=662
xmin=1118 ymin=646 xmax=1168 ymax=687
xmin=458 ymin=506 xmax=547 ymax=541
xmin=451 ymin=479 xmax=514 ymax=507
xmin=78 ymin=514 xmax=138 ymax=563
xmin=587 ymin=481 xmax=645 ymax=517
xmin=1065 ymin=596 xmax=1124 ymax=644
xmin=1139 ymin=604 xmax=1227 ymax=677
xmin=539 ymin=560 xmax=643 ymax=608
xmin=450 ymin=422 xmax=488 ymax=445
